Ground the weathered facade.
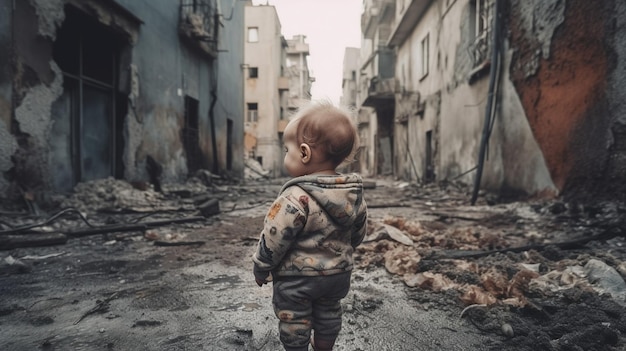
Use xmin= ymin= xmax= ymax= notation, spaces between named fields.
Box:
xmin=340 ymin=47 xmax=372 ymax=175
xmin=286 ymin=35 xmax=314 ymax=116
xmin=0 ymin=0 xmax=246 ymax=199
xmin=243 ymin=4 xmax=287 ymax=177
xmin=359 ymin=0 xmax=626 ymax=199
xmin=243 ymin=4 xmax=312 ymax=177
xmin=340 ymin=47 xmax=360 ymax=110
xmin=359 ymin=0 xmax=396 ymax=177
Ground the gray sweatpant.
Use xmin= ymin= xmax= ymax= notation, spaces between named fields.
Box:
xmin=272 ymin=272 xmax=351 ymax=351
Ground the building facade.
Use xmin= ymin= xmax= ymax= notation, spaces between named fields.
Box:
xmin=286 ymin=35 xmax=314 ymax=116
xmin=244 ymin=4 xmax=313 ymax=177
xmin=0 ymin=0 xmax=246 ymax=199
xmin=359 ymin=0 xmax=397 ymax=178
xmin=243 ymin=3 xmax=287 ymax=177
xmin=340 ymin=47 xmax=370 ymax=174
xmin=358 ymin=0 xmax=626 ymax=199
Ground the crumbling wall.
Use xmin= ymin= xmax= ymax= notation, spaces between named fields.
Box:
xmin=8 ymin=0 xmax=65 ymax=193
xmin=509 ymin=0 xmax=613 ymax=194
xmin=0 ymin=0 xmax=14 ymax=194
xmin=605 ymin=1 xmax=626 ymax=193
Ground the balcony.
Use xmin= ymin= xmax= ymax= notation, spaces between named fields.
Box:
xmin=178 ymin=0 xmax=218 ymax=59
xmin=361 ymin=46 xmax=395 ymax=79
xmin=277 ymin=119 xmax=289 ymax=133
xmin=287 ymin=97 xmax=310 ymax=110
xmin=359 ymin=46 xmax=396 ymax=107
xmin=278 ymin=76 xmax=289 ymax=91
xmin=388 ymin=0 xmax=434 ymax=47
xmin=286 ymin=42 xmax=309 ymax=55
xmin=361 ymin=77 xmax=397 ymax=107
xmin=361 ymin=0 xmax=395 ymax=40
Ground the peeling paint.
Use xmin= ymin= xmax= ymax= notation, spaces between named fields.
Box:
xmin=510 ymin=0 xmax=610 ymax=192
xmin=510 ymin=0 xmax=565 ymax=78
xmin=31 ymin=0 xmax=65 ymax=39
xmin=13 ymin=63 xmax=64 ymax=190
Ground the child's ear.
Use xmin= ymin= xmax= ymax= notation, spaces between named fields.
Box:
xmin=300 ymin=143 xmax=311 ymax=164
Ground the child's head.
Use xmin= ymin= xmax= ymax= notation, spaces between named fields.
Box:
xmin=282 ymin=100 xmax=358 ymax=177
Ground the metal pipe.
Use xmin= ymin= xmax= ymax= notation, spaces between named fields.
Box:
xmin=471 ymin=0 xmax=502 ymax=205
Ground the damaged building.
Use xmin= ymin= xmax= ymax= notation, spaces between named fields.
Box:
xmin=0 ymin=0 xmax=246 ymax=202
xmin=243 ymin=3 xmax=313 ymax=177
xmin=354 ymin=0 xmax=626 ymax=201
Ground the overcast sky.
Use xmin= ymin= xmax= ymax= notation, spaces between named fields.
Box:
xmin=250 ymin=0 xmax=362 ymax=104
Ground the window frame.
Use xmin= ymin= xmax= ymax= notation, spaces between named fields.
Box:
xmin=247 ymin=102 xmax=258 ymax=123
xmin=248 ymin=27 xmax=259 ymax=43
xmin=248 ymin=67 xmax=258 ymax=78
xmin=420 ymin=33 xmax=430 ymax=80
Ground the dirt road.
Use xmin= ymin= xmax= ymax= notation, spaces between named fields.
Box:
xmin=1 ymin=177 xmax=625 ymax=350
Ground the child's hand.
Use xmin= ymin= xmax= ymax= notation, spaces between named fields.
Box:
xmin=253 ymin=265 xmax=270 ymax=287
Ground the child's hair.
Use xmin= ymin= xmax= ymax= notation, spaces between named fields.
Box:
xmin=292 ymin=100 xmax=359 ymax=167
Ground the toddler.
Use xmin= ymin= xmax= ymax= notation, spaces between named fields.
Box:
xmin=252 ymin=100 xmax=368 ymax=351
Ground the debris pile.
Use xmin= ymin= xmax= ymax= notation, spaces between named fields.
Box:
xmin=358 ymin=206 xmax=626 ymax=306
xmin=354 ymin=181 xmax=626 ymax=348
xmin=0 ymin=175 xmax=232 ymax=250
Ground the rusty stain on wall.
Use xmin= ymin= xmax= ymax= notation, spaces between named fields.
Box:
xmin=509 ymin=0 xmax=609 ymax=191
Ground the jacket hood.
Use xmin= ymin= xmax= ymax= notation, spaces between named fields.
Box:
xmin=280 ymin=173 xmax=365 ymax=228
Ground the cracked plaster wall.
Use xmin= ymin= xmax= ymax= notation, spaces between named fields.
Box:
xmin=6 ymin=0 xmax=65 ymax=193
xmin=509 ymin=0 xmax=616 ymax=194
xmin=394 ymin=0 xmax=559 ymax=197
xmin=3 ymin=0 xmax=245 ymax=197
xmin=0 ymin=0 xmax=14 ymax=193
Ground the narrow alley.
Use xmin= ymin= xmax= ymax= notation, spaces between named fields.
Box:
xmin=1 ymin=175 xmax=625 ymax=350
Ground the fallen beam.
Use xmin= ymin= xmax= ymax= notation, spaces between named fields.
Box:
xmin=153 ymin=240 xmax=205 ymax=247
xmin=67 ymin=216 xmax=206 ymax=238
xmin=432 ymin=228 xmax=621 ymax=259
xmin=0 ymin=233 xmax=68 ymax=250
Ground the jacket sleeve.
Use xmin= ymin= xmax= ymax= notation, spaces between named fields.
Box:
xmin=252 ymin=193 xmax=307 ymax=272
xmin=351 ymin=201 xmax=368 ymax=248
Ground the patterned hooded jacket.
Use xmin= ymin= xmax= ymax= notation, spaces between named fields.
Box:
xmin=253 ymin=173 xmax=368 ymax=278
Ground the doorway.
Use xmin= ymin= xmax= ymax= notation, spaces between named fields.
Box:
xmin=425 ymin=130 xmax=435 ymax=182
xmin=183 ymin=96 xmax=202 ymax=174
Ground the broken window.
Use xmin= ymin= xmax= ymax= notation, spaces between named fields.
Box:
xmin=247 ymin=103 xmax=258 ymax=123
xmin=51 ymin=6 xmax=126 ymax=191
xmin=469 ymin=0 xmax=493 ymax=66
xmin=179 ymin=0 xmax=218 ymax=58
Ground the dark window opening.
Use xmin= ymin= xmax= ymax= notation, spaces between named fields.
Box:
xmin=249 ymin=67 xmax=258 ymax=78
xmin=226 ymin=119 xmax=233 ymax=170
xmin=51 ymin=5 xmax=126 ymax=191
xmin=247 ymin=103 xmax=258 ymax=123
xmin=425 ymin=130 xmax=435 ymax=182
xmin=179 ymin=1 xmax=217 ymax=39
xmin=183 ymin=96 xmax=202 ymax=174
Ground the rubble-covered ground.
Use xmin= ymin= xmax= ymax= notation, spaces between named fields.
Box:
xmin=1 ymin=174 xmax=626 ymax=350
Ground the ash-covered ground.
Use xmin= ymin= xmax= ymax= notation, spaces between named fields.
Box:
xmin=1 ymin=175 xmax=625 ymax=350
